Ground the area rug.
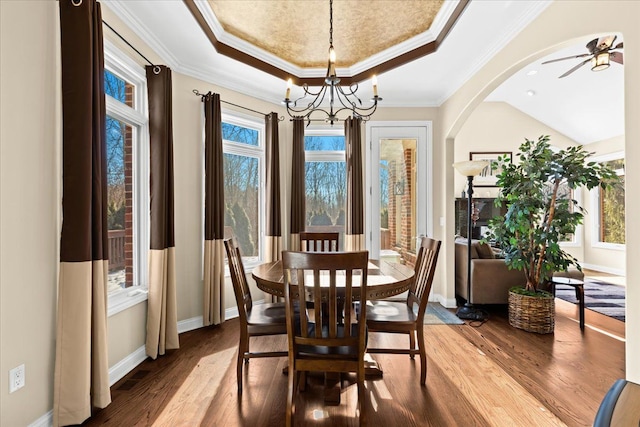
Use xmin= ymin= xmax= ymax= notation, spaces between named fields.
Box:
xmin=424 ymin=302 xmax=465 ymax=325
xmin=555 ymin=278 xmax=626 ymax=322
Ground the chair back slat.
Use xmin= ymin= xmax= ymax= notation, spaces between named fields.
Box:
xmin=224 ymin=238 xmax=252 ymax=321
xmin=299 ymin=232 xmax=339 ymax=252
xmin=408 ymin=237 xmax=441 ymax=318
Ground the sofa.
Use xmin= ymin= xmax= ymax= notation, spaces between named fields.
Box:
xmin=455 ymin=238 xmax=526 ymax=305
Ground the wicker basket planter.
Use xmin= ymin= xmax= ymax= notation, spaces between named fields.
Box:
xmin=508 ymin=289 xmax=555 ymax=334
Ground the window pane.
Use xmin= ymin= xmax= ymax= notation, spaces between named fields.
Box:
xmin=224 ymin=153 xmax=260 ymax=257
xmin=305 ymin=161 xmax=346 ymax=246
xmin=305 ymin=135 xmax=345 ymax=151
xmin=104 ymin=69 xmax=135 ymax=108
xmin=222 ymin=122 xmax=258 ymax=146
xmin=106 ymin=115 xmax=133 ymax=289
xmin=601 ymin=175 xmax=625 ymax=244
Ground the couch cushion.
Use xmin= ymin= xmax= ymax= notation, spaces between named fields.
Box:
xmin=474 ymin=242 xmax=495 ymax=259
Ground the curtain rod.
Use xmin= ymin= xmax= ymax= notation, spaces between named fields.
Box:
xmin=102 ymin=20 xmax=161 ymax=75
xmin=193 ymin=90 xmax=284 ymax=121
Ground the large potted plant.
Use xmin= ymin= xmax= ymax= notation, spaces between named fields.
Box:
xmin=487 ymin=135 xmax=618 ymax=333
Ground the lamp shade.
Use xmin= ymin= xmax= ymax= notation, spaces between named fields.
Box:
xmin=453 ymin=160 xmax=490 ymax=177
xmin=591 ymin=52 xmax=610 ymax=72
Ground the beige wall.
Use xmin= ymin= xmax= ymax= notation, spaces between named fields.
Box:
xmin=455 ymin=101 xmax=578 ymax=198
xmin=0 ymin=1 xmax=60 ymax=425
xmin=582 ymin=135 xmax=626 ymax=273
xmin=439 ymin=0 xmax=639 ymax=382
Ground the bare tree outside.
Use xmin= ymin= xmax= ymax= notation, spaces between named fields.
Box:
xmin=222 ymin=122 xmax=260 ymax=258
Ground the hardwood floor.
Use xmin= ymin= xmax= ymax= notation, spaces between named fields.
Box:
xmin=84 ymin=302 xmax=624 ymax=427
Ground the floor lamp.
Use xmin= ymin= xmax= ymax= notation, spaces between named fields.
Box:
xmin=453 ymin=160 xmax=489 ymax=321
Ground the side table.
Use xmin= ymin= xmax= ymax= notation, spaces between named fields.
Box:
xmin=551 ymin=276 xmax=585 ymax=330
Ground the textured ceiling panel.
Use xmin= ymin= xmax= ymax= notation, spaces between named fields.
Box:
xmin=207 ymin=0 xmax=444 ymax=68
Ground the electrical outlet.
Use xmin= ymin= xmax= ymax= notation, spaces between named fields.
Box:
xmin=9 ymin=364 xmax=25 ymax=393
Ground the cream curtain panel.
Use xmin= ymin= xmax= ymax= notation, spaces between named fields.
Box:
xmin=203 ymin=93 xmax=225 ymax=326
xmin=264 ymin=112 xmax=282 ymax=263
xmin=146 ymin=65 xmax=179 ymax=359
xmin=345 ymin=117 xmax=365 ymax=251
xmin=289 ymin=118 xmax=306 ymax=251
xmin=54 ymin=1 xmax=111 ymax=424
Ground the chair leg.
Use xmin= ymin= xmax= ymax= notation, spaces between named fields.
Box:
xmin=286 ymin=365 xmax=296 ymax=427
xmin=358 ymin=363 xmax=366 ymax=426
xmin=237 ymin=332 xmax=248 ymax=394
xmin=417 ymin=326 xmax=427 ymax=385
xmin=409 ymin=331 xmax=416 ymax=360
xmin=236 ymin=346 xmax=244 ymax=394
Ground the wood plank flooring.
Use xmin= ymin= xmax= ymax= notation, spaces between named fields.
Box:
xmin=84 ymin=301 xmax=624 ymax=427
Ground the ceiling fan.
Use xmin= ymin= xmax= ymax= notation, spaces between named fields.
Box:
xmin=542 ymin=35 xmax=624 ymax=78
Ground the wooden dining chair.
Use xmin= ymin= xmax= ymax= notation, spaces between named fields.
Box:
xmin=224 ymin=238 xmax=287 ymax=394
xmin=365 ymin=236 xmax=441 ymax=385
xmin=282 ymin=250 xmax=369 ymax=427
xmin=299 ymin=231 xmax=340 ymax=252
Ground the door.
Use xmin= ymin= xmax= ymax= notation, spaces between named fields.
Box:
xmin=366 ymin=122 xmax=432 ymax=261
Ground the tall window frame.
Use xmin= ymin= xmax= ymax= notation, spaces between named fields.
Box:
xmin=304 ymin=126 xmax=346 ymax=249
xmin=221 ymin=111 xmax=265 ymax=269
xmin=591 ymin=151 xmax=625 ymax=250
xmin=104 ymin=39 xmax=150 ymax=316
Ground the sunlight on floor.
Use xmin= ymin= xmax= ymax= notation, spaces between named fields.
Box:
xmin=153 ymin=347 xmax=236 ymax=426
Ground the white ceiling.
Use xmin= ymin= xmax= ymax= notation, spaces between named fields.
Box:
xmin=104 ymin=0 xmax=624 ymax=145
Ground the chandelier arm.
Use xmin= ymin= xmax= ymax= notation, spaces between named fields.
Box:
xmin=335 ymin=86 xmax=364 ymax=111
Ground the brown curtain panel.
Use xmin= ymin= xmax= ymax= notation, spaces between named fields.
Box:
xmin=203 ymin=92 xmax=225 ymax=326
xmin=54 ymin=0 xmax=111 ymax=424
xmin=289 ymin=117 xmax=306 ymax=251
xmin=146 ymin=65 xmax=179 ymax=359
xmin=265 ymin=112 xmax=282 ymax=262
xmin=345 ymin=117 xmax=365 ymax=251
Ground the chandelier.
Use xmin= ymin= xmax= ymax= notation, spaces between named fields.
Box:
xmin=283 ymin=0 xmax=381 ymax=125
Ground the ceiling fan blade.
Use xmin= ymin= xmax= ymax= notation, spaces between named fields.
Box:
xmin=610 ymin=51 xmax=624 ymax=65
xmin=598 ymin=35 xmax=616 ymax=50
xmin=558 ymin=58 xmax=590 ymax=78
xmin=586 ymin=37 xmax=599 ymax=53
xmin=612 ymin=42 xmax=623 ymax=50
xmin=542 ymin=53 xmax=590 ymax=65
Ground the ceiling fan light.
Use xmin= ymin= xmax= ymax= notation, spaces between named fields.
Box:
xmin=591 ymin=52 xmax=610 ymax=72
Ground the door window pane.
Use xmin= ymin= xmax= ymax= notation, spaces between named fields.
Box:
xmin=380 ymin=138 xmax=417 ymax=262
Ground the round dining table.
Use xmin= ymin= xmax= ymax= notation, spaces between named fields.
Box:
xmin=251 ymin=258 xmax=415 ymax=301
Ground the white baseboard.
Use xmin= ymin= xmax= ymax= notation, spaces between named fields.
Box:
xmin=582 ymin=263 xmax=625 ymax=277
xmin=109 ymin=345 xmax=147 ymax=386
xmin=431 ymin=293 xmax=457 ymax=309
xmin=29 ymin=411 xmax=52 ymax=427
xmin=177 ymin=315 xmax=204 ymax=334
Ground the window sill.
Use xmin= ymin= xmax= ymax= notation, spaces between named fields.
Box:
xmin=108 ymin=286 xmax=148 ymax=317
xmin=591 ymin=242 xmax=626 ymax=251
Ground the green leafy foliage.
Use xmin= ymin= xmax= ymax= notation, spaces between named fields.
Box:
xmin=486 ymin=135 xmax=619 ymax=293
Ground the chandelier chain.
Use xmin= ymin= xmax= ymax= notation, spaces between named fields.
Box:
xmin=329 ymin=0 xmax=333 ymax=47
xmin=282 ymin=0 xmax=380 ymax=126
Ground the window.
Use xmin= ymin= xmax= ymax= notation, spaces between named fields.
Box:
xmin=222 ymin=114 xmax=265 ymax=267
xmin=597 ymin=157 xmax=625 ymax=245
xmin=305 ymin=130 xmax=346 ymax=249
xmin=104 ymin=40 xmax=149 ymax=315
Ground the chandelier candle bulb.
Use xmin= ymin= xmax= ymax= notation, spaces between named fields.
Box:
xmin=372 ymin=75 xmax=378 ymax=97
xmin=285 ymin=78 xmax=292 ymax=100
